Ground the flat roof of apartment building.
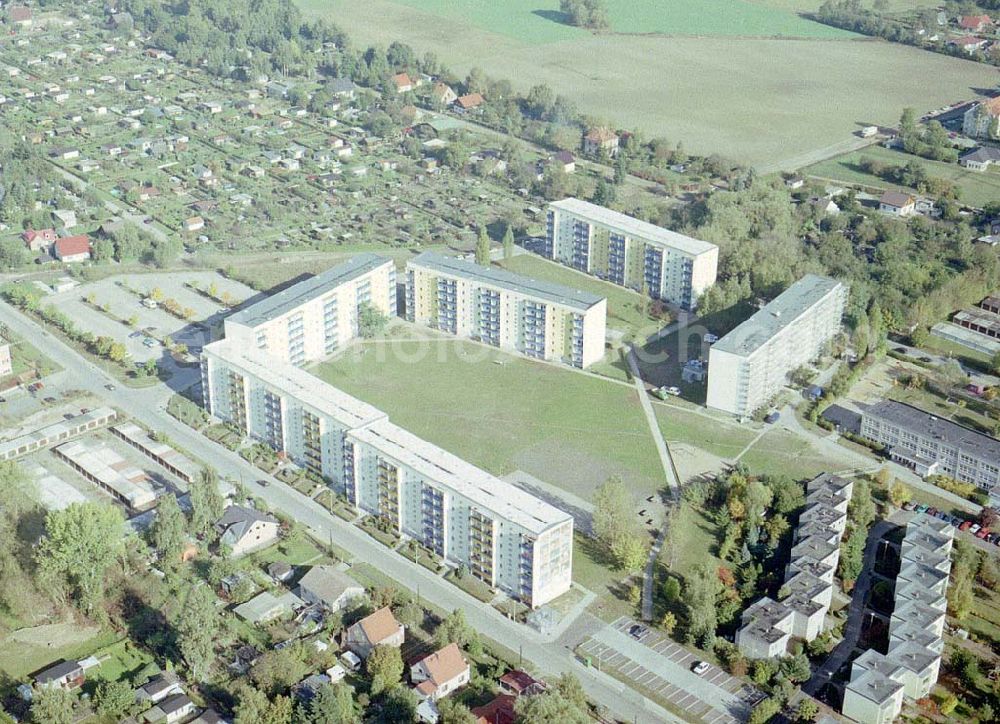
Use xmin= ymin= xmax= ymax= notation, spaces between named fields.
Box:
xmin=409 ymin=251 xmax=604 ymax=312
xmin=549 ymin=198 xmax=717 ymax=257
xmin=204 ymin=340 xmax=386 ymax=430
xmin=846 ymin=668 xmax=904 ymax=705
xmin=712 ymin=274 xmax=844 ymax=358
xmin=227 ymin=253 xmax=392 ymax=328
xmin=350 ymin=418 xmax=571 ymax=536
xmin=862 ymin=399 xmax=1000 ymax=463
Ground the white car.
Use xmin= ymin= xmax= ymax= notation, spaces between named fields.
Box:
xmin=665 ymin=386 xmax=681 ymax=396
xmin=692 ymin=661 xmax=711 ymax=676
xmin=703 ymin=333 xmax=719 ymax=344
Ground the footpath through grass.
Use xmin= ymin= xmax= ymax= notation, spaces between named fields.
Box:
xmin=311 ymin=337 xmax=663 ymax=501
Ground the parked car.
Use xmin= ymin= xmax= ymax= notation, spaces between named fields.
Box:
xmin=901 ymin=501 xmax=914 ymax=511
xmin=692 ymin=661 xmax=711 ymax=676
xmin=104 ymin=383 xmax=116 ymax=391
xmin=976 ymin=527 xmax=990 ymax=539
xmin=915 ymin=504 xmax=928 ymax=513
xmin=257 ymin=479 xmax=270 ymax=488
xmin=927 ymin=507 xmax=938 ymax=517
xmin=703 ymin=333 xmax=719 ymax=344
xmin=959 ymin=521 xmax=973 ymax=532
xmin=970 ymin=524 xmax=981 ymax=535
xmin=764 ymin=411 xmax=780 ymax=424
xmin=664 ymin=386 xmax=681 ymax=396
xmin=628 ymin=624 xmax=648 ymax=640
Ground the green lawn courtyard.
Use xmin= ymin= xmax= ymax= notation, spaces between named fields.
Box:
xmin=310 ymin=335 xmax=664 ymax=502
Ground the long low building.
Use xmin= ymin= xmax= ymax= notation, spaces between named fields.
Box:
xmin=223 ymin=253 xmax=396 ymax=366
xmin=707 ymin=274 xmax=847 ymax=418
xmin=0 ymin=407 xmax=117 ymax=461
xmin=544 ymin=197 xmax=718 ymax=311
xmin=53 ymin=439 xmax=157 ymax=510
xmin=111 ymin=422 xmax=200 ymax=483
xmin=736 ymin=473 xmax=853 ymax=659
xmin=200 ymin=339 xmax=573 ymax=607
xmin=858 ymin=399 xmax=1000 ymax=504
xmin=405 ymin=251 xmax=607 ymax=368
xmin=842 ymin=515 xmax=953 ymax=724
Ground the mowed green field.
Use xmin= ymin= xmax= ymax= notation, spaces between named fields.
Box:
xmin=301 ymin=0 xmax=999 ymax=166
xmin=376 ymin=0 xmax=854 ymax=41
xmin=805 ymin=145 xmax=1000 ymax=208
xmin=311 ymin=337 xmax=664 ymax=500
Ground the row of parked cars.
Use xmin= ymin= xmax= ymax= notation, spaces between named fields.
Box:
xmin=903 ymin=501 xmax=1000 ymax=546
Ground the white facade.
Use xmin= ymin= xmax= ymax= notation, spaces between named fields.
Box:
xmin=737 ymin=474 xmax=853 ymax=658
xmin=406 ymin=251 xmax=607 ymax=369
xmin=201 ymin=339 xmax=573 ymax=607
xmin=545 ymin=198 xmax=718 ymax=311
xmin=843 ymin=514 xmax=953 ymax=722
xmin=224 ymin=253 xmax=396 ymax=366
xmin=0 ymin=342 xmax=11 ymax=376
xmin=707 ymin=274 xmax=847 ymax=417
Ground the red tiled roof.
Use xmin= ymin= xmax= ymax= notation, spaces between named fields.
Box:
xmin=54 ymin=235 xmax=91 ymax=258
xmin=22 ymin=228 xmax=57 ymax=242
xmin=393 ymin=73 xmax=412 ymax=89
xmin=960 ymin=15 xmax=992 ymax=29
xmin=456 ymin=93 xmax=485 ymax=109
xmin=472 ymin=695 xmax=516 ymax=724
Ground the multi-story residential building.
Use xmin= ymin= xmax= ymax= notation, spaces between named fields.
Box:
xmin=962 ymin=96 xmax=1000 ymax=139
xmin=842 ymin=515 xmax=953 ymax=722
xmin=544 ymin=198 xmax=718 ymax=311
xmin=859 ymin=399 xmax=1000 ymax=504
xmin=224 ymin=253 xmax=396 ymax=365
xmin=737 ymin=474 xmax=853 ymax=658
xmin=706 ymin=274 xmax=847 ymax=418
xmin=0 ymin=340 xmax=11 ymax=376
xmin=405 ymin=251 xmax=607 ymax=368
xmin=200 ymin=339 xmax=573 ymax=607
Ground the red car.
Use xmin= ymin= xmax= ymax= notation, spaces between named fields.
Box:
xmin=977 ymin=528 xmax=991 ymax=539
xmin=959 ymin=521 xmax=973 ymax=532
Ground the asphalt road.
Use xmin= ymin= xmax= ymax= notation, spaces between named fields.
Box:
xmin=0 ymin=297 xmax=681 ymax=724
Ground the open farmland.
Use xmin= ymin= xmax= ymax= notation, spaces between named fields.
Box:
xmin=303 ymin=0 xmax=999 ymax=167
xmin=310 ymin=335 xmax=664 ymax=501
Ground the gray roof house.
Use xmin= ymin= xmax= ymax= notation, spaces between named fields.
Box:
xmin=296 ymin=565 xmax=365 ymax=612
xmin=214 ymin=505 xmax=280 ymax=556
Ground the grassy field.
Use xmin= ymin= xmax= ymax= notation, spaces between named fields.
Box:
xmin=311 ymin=336 xmax=664 ymax=500
xmin=737 ymin=428 xmax=856 ymax=479
xmin=301 ymin=0 xmax=998 ymax=166
xmin=376 ymin=0 xmax=854 ymax=40
xmin=804 ymin=145 xmax=1000 ymax=207
xmin=495 ymin=254 xmax=666 ymax=339
xmin=654 ymin=405 xmax=757 ymax=460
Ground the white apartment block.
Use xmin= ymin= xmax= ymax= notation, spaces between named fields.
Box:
xmin=842 ymin=514 xmax=953 ymax=722
xmin=544 ymin=198 xmax=718 ymax=311
xmin=736 ymin=474 xmax=853 ymax=658
xmin=707 ymin=274 xmax=847 ymax=418
xmin=405 ymin=252 xmax=606 ymax=369
xmin=224 ymin=253 xmax=396 ymax=366
xmin=200 ymin=339 xmax=573 ymax=607
xmin=0 ymin=341 xmax=11 ymax=376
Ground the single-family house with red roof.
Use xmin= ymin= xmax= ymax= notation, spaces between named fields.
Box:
xmin=53 ymin=235 xmax=91 ymax=262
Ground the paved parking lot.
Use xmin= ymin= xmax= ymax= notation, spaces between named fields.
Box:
xmin=577 ymin=617 xmax=759 ymax=724
xmin=45 ymin=272 xmax=255 ymax=363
